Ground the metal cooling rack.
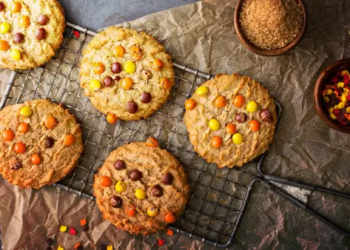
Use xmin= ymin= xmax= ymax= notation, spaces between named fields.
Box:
xmin=0 ymin=22 xmax=279 ymax=247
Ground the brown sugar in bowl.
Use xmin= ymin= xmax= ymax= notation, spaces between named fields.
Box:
xmin=234 ymin=0 xmax=308 ymax=56
xmin=314 ymin=58 xmax=350 ymax=134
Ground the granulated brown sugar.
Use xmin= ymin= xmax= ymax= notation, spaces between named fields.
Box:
xmin=239 ymin=0 xmax=303 ymax=50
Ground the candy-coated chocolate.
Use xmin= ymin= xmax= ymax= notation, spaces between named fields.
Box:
xmin=114 ymin=160 xmax=126 ymax=170
xmin=260 ymin=109 xmax=273 ymax=123
xmin=235 ymin=113 xmax=247 ymax=123
xmin=225 ymin=123 xmax=236 ymax=135
xmin=146 ymin=137 xmax=159 ymax=147
xmin=126 ymin=101 xmax=138 ymax=113
xmin=20 ymin=106 xmax=32 ymax=116
xmin=129 ymin=169 xmax=142 ymax=181
xmin=11 ymin=49 xmax=21 ymax=61
xmin=162 ymin=173 xmax=173 ymax=185
xmin=246 ymin=101 xmax=258 ymax=113
xmin=106 ymin=113 xmax=118 ymax=124
xmin=64 ymin=134 xmax=75 ymax=146
xmin=103 ymin=76 xmax=114 ymax=87
xmin=214 ymin=95 xmax=226 ymax=108
xmin=38 ymin=14 xmax=49 ymax=25
xmin=44 ymin=137 xmax=55 ymax=148
xmin=121 ymin=77 xmax=133 ymax=90
xmin=147 ymin=206 xmax=159 ymax=217
xmin=2 ymin=129 xmax=14 ymax=141
xmin=110 ymin=196 xmax=122 ymax=208
xmin=35 ymin=28 xmax=46 ymax=40
xmin=0 ymin=40 xmax=8 ymax=50
xmin=124 ymin=61 xmax=136 ymax=74
xmin=0 ymin=22 xmax=10 ymax=34
xmin=135 ymin=188 xmax=146 ymax=199
xmin=210 ymin=136 xmax=223 ymax=148
xmin=19 ymin=15 xmax=30 ymax=28
xmin=232 ymin=133 xmax=243 ymax=145
xmin=185 ymin=99 xmax=196 ymax=110
xmin=100 ymin=176 xmax=112 ymax=187
xmin=164 ymin=212 xmax=176 ymax=224
xmin=153 ymin=59 xmax=163 ymax=71
xmin=11 ymin=1 xmax=21 ymax=12
xmin=151 ymin=185 xmax=163 ymax=197
xmin=17 ymin=122 xmax=28 ymax=133
xmin=196 ymin=86 xmax=209 ymax=96
xmin=90 ymin=79 xmax=101 ymax=91
xmin=233 ymin=95 xmax=245 ymax=108
xmin=14 ymin=33 xmax=24 ymax=43
xmin=111 ymin=62 xmax=122 ymax=73
xmin=0 ymin=2 xmax=5 ymax=12
xmin=115 ymin=181 xmax=127 ymax=192
xmin=140 ymin=92 xmax=152 ymax=103
xmin=208 ymin=119 xmax=220 ymax=131
xmin=11 ymin=162 xmax=22 ymax=170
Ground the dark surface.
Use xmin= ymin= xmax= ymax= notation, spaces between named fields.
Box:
xmin=57 ymin=0 xmax=198 ymax=30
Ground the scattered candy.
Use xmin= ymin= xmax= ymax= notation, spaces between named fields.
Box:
xmin=113 ymin=45 xmax=125 ymax=57
xmin=11 ymin=49 xmax=21 ymax=61
xmin=0 ymin=2 xmax=5 ymax=12
xmin=38 ymin=14 xmax=50 ymax=25
xmin=57 ymin=247 xmax=64 ymax=250
xmin=11 ymin=162 xmax=22 ymax=170
xmin=74 ymin=243 xmax=83 ymax=250
xmin=121 ymin=77 xmax=133 ymax=90
xmin=59 ymin=225 xmax=67 ymax=232
xmin=19 ymin=15 xmax=30 ymax=28
xmin=106 ymin=245 xmax=113 ymax=250
xmin=0 ymin=22 xmax=10 ymax=34
xmin=260 ymin=109 xmax=273 ymax=123
xmin=64 ymin=134 xmax=75 ymax=146
xmin=31 ymin=153 xmax=41 ymax=165
xmin=45 ymin=115 xmax=58 ymax=129
xmin=151 ymin=185 xmax=163 ymax=197
xmin=130 ymin=44 xmax=142 ymax=61
xmin=164 ymin=212 xmax=176 ymax=224
xmin=93 ymin=62 xmax=105 ymax=74
xmin=14 ymin=33 xmax=24 ymax=43
xmin=233 ymin=95 xmax=245 ymax=108
xmin=44 ymin=137 xmax=55 ymax=148
xmin=110 ymin=196 xmax=122 ymax=208
xmin=185 ymin=99 xmax=196 ymax=110
xmin=135 ymin=188 xmax=146 ymax=199
xmin=103 ymin=76 xmax=114 ymax=87
xmin=158 ymin=239 xmax=165 ymax=246
xmin=249 ymin=120 xmax=260 ymax=132
xmin=214 ymin=96 xmax=226 ymax=108
xmin=124 ymin=61 xmax=136 ymax=74
xmin=162 ymin=77 xmax=172 ymax=89
xmin=195 ymin=86 xmax=209 ymax=96
xmin=114 ymin=160 xmax=126 ymax=170
xmin=69 ymin=227 xmax=77 ymax=235
xmin=232 ymin=133 xmax=243 ymax=145
xmin=225 ymin=123 xmax=236 ymax=135
xmin=210 ymin=136 xmax=223 ymax=148
xmin=124 ymin=204 xmax=136 ymax=217
xmin=129 ymin=169 xmax=143 ymax=181
xmin=80 ymin=219 xmax=87 ymax=226
xmin=147 ymin=206 xmax=159 ymax=217
xmin=146 ymin=137 xmax=159 ymax=147
xmin=73 ymin=31 xmax=80 ymax=39
xmin=208 ymin=119 xmax=220 ymax=131
xmin=115 ymin=181 xmax=127 ymax=193
xmin=111 ymin=62 xmax=122 ymax=74
xmin=235 ymin=113 xmax=247 ymax=123
xmin=0 ymin=40 xmax=9 ymax=51
xmin=35 ymin=28 xmax=46 ymax=40
xmin=106 ymin=113 xmax=118 ymax=124
xmin=2 ymin=129 xmax=15 ymax=141
xmin=153 ymin=59 xmax=163 ymax=71
xmin=140 ymin=92 xmax=152 ymax=103
xmin=11 ymin=1 xmax=21 ymax=12
xmin=162 ymin=173 xmax=173 ymax=185
xmin=14 ymin=142 xmax=26 ymax=154
xmin=246 ymin=101 xmax=258 ymax=113
xmin=89 ymin=79 xmax=101 ymax=91
xmin=100 ymin=176 xmax=112 ymax=187
xmin=126 ymin=101 xmax=138 ymax=114
xmin=167 ymin=229 xmax=174 ymax=236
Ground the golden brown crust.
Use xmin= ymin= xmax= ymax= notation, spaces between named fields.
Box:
xmin=93 ymin=142 xmax=189 ymax=235
xmin=0 ymin=0 xmax=65 ymax=70
xmin=79 ymin=27 xmax=174 ymax=121
xmin=0 ymin=99 xmax=83 ymax=189
xmin=184 ymin=74 xmax=277 ymax=168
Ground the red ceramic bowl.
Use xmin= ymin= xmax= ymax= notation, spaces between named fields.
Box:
xmin=314 ymin=58 xmax=350 ymax=133
xmin=234 ymin=0 xmax=308 ymax=56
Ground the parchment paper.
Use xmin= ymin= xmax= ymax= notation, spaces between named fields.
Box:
xmin=1 ymin=0 xmax=350 ymax=249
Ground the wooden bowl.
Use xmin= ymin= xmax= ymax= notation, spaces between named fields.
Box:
xmin=314 ymin=58 xmax=350 ymax=134
xmin=234 ymin=0 xmax=308 ymax=56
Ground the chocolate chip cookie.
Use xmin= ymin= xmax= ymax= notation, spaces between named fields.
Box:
xmin=0 ymin=99 xmax=83 ymax=189
xmin=93 ymin=142 xmax=189 ymax=235
xmin=184 ymin=73 xmax=277 ymax=168
xmin=79 ymin=27 xmax=174 ymax=121
xmin=0 ymin=0 xmax=65 ymax=70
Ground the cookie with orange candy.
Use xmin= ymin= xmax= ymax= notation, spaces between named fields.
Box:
xmin=80 ymin=27 xmax=174 ymax=121
xmin=93 ymin=140 xmax=189 ymax=235
xmin=0 ymin=99 xmax=83 ymax=188
xmin=184 ymin=73 xmax=277 ymax=168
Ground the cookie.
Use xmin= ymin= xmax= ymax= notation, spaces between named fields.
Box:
xmin=0 ymin=99 xmax=83 ymax=189
xmin=79 ymin=27 xmax=174 ymax=121
xmin=93 ymin=142 xmax=189 ymax=235
xmin=0 ymin=0 xmax=65 ymax=70
xmin=184 ymin=74 xmax=277 ymax=168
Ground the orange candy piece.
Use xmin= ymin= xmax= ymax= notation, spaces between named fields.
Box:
xmin=19 ymin=15 xmax=30 ymax=28
xmin=185 ymin=99 xmax=196 ymax=110
xmin=2 ymin=129 xmax=15 ymax=141
xmin=11 ymin=2 xmax=21 ymax=13
xmin=125 ymin=204 xmax=136 ymax=217
xmin=45 ymin=115 xmax=58 ymax=129
xmin=0 ymin=40 xmax=9 ymax=51
xmin=153 ymin=59 xmax=163 ymax=71
xmin=211 ymin=136 xmax=223 ymax=148
xmin=233 ymin=95 xmax=245 ymax=108
xmin=100 ymin=176 xmax=112 ymax=187
xmin=164 ymin=212 xmax=177 ymax=224
xmin=31 ymin=154 xmax=41 ymax=165
xmin=106 ymin=113 xmax=118 ymax=124
xmin=18 ymin=122 xmax=29 ymax=133
xmin=14 ymin=142 xmax=26 ymax=154
xmin=249 ymin=120 xmax=260 ymax=132
xmin=225 ymin=123 xmax=237 ymax=135
xmin=80 ymin=218 xmax=87 ymax=226
xmin=146 ymin=137 xmax=159 ymax=147
xmin=162 ymin=77 xmax=172 ymax=89
xmin=74 ymin=243 xmax=82 ymax=250
xmin=64 ymin=134 xmax=75 ymax=146
xmin=214 ymin=96 xmax=226 ymax=108
xmin=113 ymin=45 xmax=125 ymax=57
xmin=93 ymin=62 xmax=105 ymax=74
xmin=121 ymin=77 xmax=133 ymax=90
xmin=166 ymin=229 xmax=174 ymax=236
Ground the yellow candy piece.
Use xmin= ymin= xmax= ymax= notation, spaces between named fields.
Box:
xmin=208 ymin=119 xmax=220 ymax=131
xmin=11 ymin=49 xmax=21 ymax=61
xmin=147 ymin=206 xmax=159 ymax=217
xmin=334 ymin=105 xmax=339 ymax=110
xmin=20 ymin=106 xmax=32 ymax=117
xmin=124 ymin=61 xmax=136 ymax=74
xmin=59 ymin=225 xmax=67 ymax=232
xmin=58 ymin=247 xmax=65 ymax=250
xmin=342 ymin=93 xmax=347 ymax=102
xmin=328 ymin=107 xmax=334 ymax=113
xmin=337 ymin=82 xmax=345 ymax=88
xmin=107 ymin=246 xmax=114 ymax=250
xmin=232 ymin=133 xmax=243 ymax=145
xmin=338 ymin=102 xmax=345 ymax=109
xmin=326 ymin=89 xmax=333 ymax=95
xmin=323 ymin=96 xmax=329 ymax=103
xmin=346 ymin=107 xmax=350 ymax=113
xmin=246 ymin=101 xmax=258 ymax=113
xmin=0 ymin=22 xmax=10 ymax=34
xmin=330 ymin=113 xmax=337 ymax=120
xmin=341 ymin=70 xmax=350 ymax=76
xmin=115 ymin=181 xmax=126 ymax=193
xmin=195 ymin=86 xmax=209 ymax=96
xmin=135 ymin=188 xmax=146 ymax=200
xmin=89 ymin=79 xmax=101 ymax=91
xmin=344 ymin=88 xmax=350 ymax=93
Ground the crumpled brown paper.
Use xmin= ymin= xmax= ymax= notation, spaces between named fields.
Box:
xmin=1 ymin=0 xmax=350 ymax=249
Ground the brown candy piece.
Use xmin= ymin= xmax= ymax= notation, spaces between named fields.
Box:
xmin=44 ymin=137 xmax=55 ymax=148
xmin=38 ymin=14 xmax=49 ymax=25
xmin=103 ymin=76 xmax=114 ymax=87
xmin=0 ymin=2 xmax=5 ymax=12
xmin=162 ymin=173 xmax=173 ymax=185
xmin=110 ymin=196 xmax=122 ymax=208
xmin=111 ymin=62 xmax=122 ymax=74
xmin=114 ymin=160 xmax=126 ymax=170
xmin=126 ymin=101 xmax=138 ymax=114
xmin=14 ymin=33 xmax=24 ymax=44
xmin=235 ymin=113 xmax=247 ymax=123
xmin=151 ymin=185 xmax=163 ymax=197
xmin=129 ymin=170 xmax=142 ymax=181
xmin=35 ymin=28 xmax=46 ymax=40
xmin=260 ymin=109 xmax=273 ymax=123
xmin=11 ymin=162 xmax=22 ymax=170
xmin=140 ymin=92 xmax=152 ymax=103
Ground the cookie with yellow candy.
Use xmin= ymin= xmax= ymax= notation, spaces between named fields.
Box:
xmin=184 ymin=73 xmax=277 ymax=168
xmin=80 ymin=27 xmax=175 ymax=121
xmin=0 ymin=0 xmax=65 ymax=70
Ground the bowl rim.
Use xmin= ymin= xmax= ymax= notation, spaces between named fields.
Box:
xmin=234 ymin=0 xmax=308 ymax=56
xmin=314 ymin=58 xmax=350 ymax=134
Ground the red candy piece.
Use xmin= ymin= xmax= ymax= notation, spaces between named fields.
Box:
xmin=344 ymin=74 xmax=349 ymax=84
xmin=69 ymin=228 xmax=77 ymax=235
xmin=333 ymin=109 xmax=340 ymax=116
xmin=331 ymin=77 xmax=338 ymax=83
xmin=73 ymin=31 xmax=80 ymax=39
xmin=347 ymin=94 xmax=350 ymax=101
xmin=157 ymin=239 xmax=165 ymax=246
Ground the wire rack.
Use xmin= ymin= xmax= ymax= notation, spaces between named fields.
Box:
xmin=0 ymin=22 xmax=279 ymax=247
